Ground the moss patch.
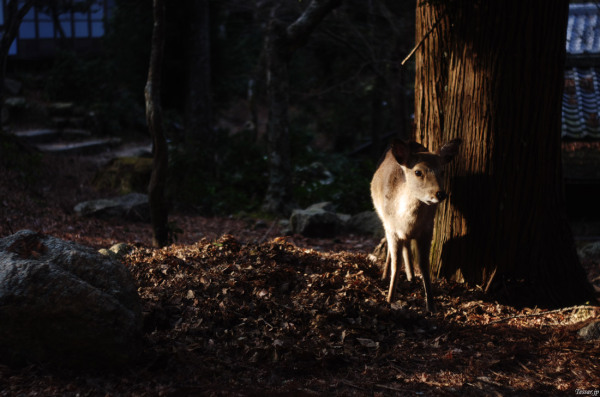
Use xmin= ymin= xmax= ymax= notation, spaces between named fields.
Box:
xmin=93 ymin=157 xmax=152 ymax=194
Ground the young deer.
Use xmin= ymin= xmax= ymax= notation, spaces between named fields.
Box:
xmin=371 ymin=139 xmax=461 ymax=312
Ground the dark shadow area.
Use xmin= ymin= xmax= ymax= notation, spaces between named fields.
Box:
xmin=438 ymin=173 xmax=585 ymax=310
xmin=439 ymin=174 xmax=494 ymax=286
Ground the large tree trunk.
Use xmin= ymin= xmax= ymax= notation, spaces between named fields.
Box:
xmin=262 ymin=0 xmax=342 ymax=215
xmin=414 ymin=0 xmax=596 ymax=307
xmin=145 ymin=0 xmax=169 ymax=248
xmin=185 ymin=0 xmax=212 ymax=150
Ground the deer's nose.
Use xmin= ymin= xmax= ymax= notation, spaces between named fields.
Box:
xmin=436 ymin=191 xmax=447 ymax=201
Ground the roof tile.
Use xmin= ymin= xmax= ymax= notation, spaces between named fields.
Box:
xmin=562 ymin=67 xmax=600 ymax=138
xmin=567 ymin=3 xmax=600 ymax=55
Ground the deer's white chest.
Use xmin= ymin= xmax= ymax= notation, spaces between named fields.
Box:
xmin=387 ymin=195 xmax=421 ymax=238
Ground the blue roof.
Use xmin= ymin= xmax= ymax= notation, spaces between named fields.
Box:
xmin=563 ymin=67 xmax=600 ymax=138
xmin=562 ymin=3 xmax=600 ymax=139
xmin=567 ymin=3 xmax=600 ymax=55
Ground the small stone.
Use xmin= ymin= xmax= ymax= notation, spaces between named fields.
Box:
xmin=578 ymin=321 xmax=600 ymax=340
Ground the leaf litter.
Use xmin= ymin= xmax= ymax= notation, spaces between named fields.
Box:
xmin=0 ymin=154 xmax=599 ymax=396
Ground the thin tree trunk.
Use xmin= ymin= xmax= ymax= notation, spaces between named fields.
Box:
xmin=145 ymin=0 xmax=169 ymax=248
xmin=185 ymin=0 xmax=212 ymax=151
xmin=262 ymin=0 xmax=342 ymax=215
xmin=262 ymin=15 xmax=293 ymax=215
xmin=0 ymin=0 xmax=34 ymax=130
xmin=414 ymin=0 xmax=596 ymax=307
xmin=369 ymin=75 xmax=385 ymax=159
xmin=390 ymin=54 xmax=411 ymax=142
xmin=51 ymin=5 xmax=68 ymax=49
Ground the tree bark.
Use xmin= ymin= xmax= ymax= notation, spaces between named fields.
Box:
xmin=185 ymin=0 xmax=212 ymax=151
xmin=414 ymin=0 xmax=596 ymax=307
xmin=262 ymin=15 xmax=293 ymax=215
xmin=145 ymin=0 xmax=169 ymax=248
xmin=262 ymin=0 xmax=342 ymax=215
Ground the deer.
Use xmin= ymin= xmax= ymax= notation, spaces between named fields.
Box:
xmin=370 ymin=138 xmax=461 ymax=312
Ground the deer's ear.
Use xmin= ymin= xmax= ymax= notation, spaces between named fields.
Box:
xmin=438 ymin=138 xmax=462 ymax=164
xmin=391 ymin=139 xmax=410 ymax=165
xmin=409 ymin=141 xmax=428 ymax=154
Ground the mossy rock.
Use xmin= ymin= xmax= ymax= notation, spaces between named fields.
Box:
xmin=94 ymin=157 xmax=152 ymax=194
xmin=99 ymin=243 xmax=135 ymax=260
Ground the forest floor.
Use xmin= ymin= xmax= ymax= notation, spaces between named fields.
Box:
xmin=1 ymin=151 xmax=600 ymax=396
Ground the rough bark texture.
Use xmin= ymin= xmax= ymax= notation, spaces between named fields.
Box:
xmin=414 ymin=0 xmax=596 ymax=307
xmin=185 ymin=0 xmax=212 ymax=150
xmin=262 ymin=16 xmax=293 ymax=215
xmin=145 ymin=0 xmax=169 ymax=248
xmin=262 ymin=0 xmax=342 ymax=215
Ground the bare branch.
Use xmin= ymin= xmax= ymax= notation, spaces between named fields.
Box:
xmin=1 ymin=0 xmax=34 ymax=53
xmin=286 ymin=0 xmax=342 ymax=48
xmin=401 ymin=14 xmax=442 ymax=66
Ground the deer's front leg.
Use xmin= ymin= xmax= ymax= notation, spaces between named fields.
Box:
xmin=386 ymin=233 xmax=400 ymax=303
xmin=416 ymin=236 xmax=435 ymax=312
xmin=402 ymin=240 xmax=414 ymax=281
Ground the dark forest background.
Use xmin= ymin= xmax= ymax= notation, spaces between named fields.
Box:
xmin=6 ymin=0 xmax=416 ymax=216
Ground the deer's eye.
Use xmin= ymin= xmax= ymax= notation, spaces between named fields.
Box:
xmin=415 ymin=170 xmax=423 ymax=177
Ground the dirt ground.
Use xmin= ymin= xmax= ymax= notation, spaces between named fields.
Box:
xmin=1 ymin=152 xmax=599 ymax=396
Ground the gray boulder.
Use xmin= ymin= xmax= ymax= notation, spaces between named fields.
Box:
xmin=74 ymin=192 xmax=150 ymax=222
xmin=306 ymin=202 xmax=337 ymax=213
xmin=290 ymin=203 xmax=385 ymax=239
xmin=291 ymin=206 xmax=340 ymax=238
xmin=0 ymin=230 xmax=142 ymax=367
xmin=345 ymin=211 xmax=384 ymax=238
xmin=578 ymin=321 xmax=600 ymax=340
xmin=577 ymin=241 xmax=600 ymax=261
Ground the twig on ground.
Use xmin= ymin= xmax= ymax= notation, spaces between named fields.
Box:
xmin=376 ymin=383 xmax=412 ymax=393
xmin=257 ymin=220 xmax=278 ymax=244
xmin=486 ymin=305 xmax=599 ymax=325
xmin=340 ymin=380 xmax=366 ymax=391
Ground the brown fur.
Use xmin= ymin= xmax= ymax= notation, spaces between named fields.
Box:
xmin=371 ymin=139 xmax=461 ymax=311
